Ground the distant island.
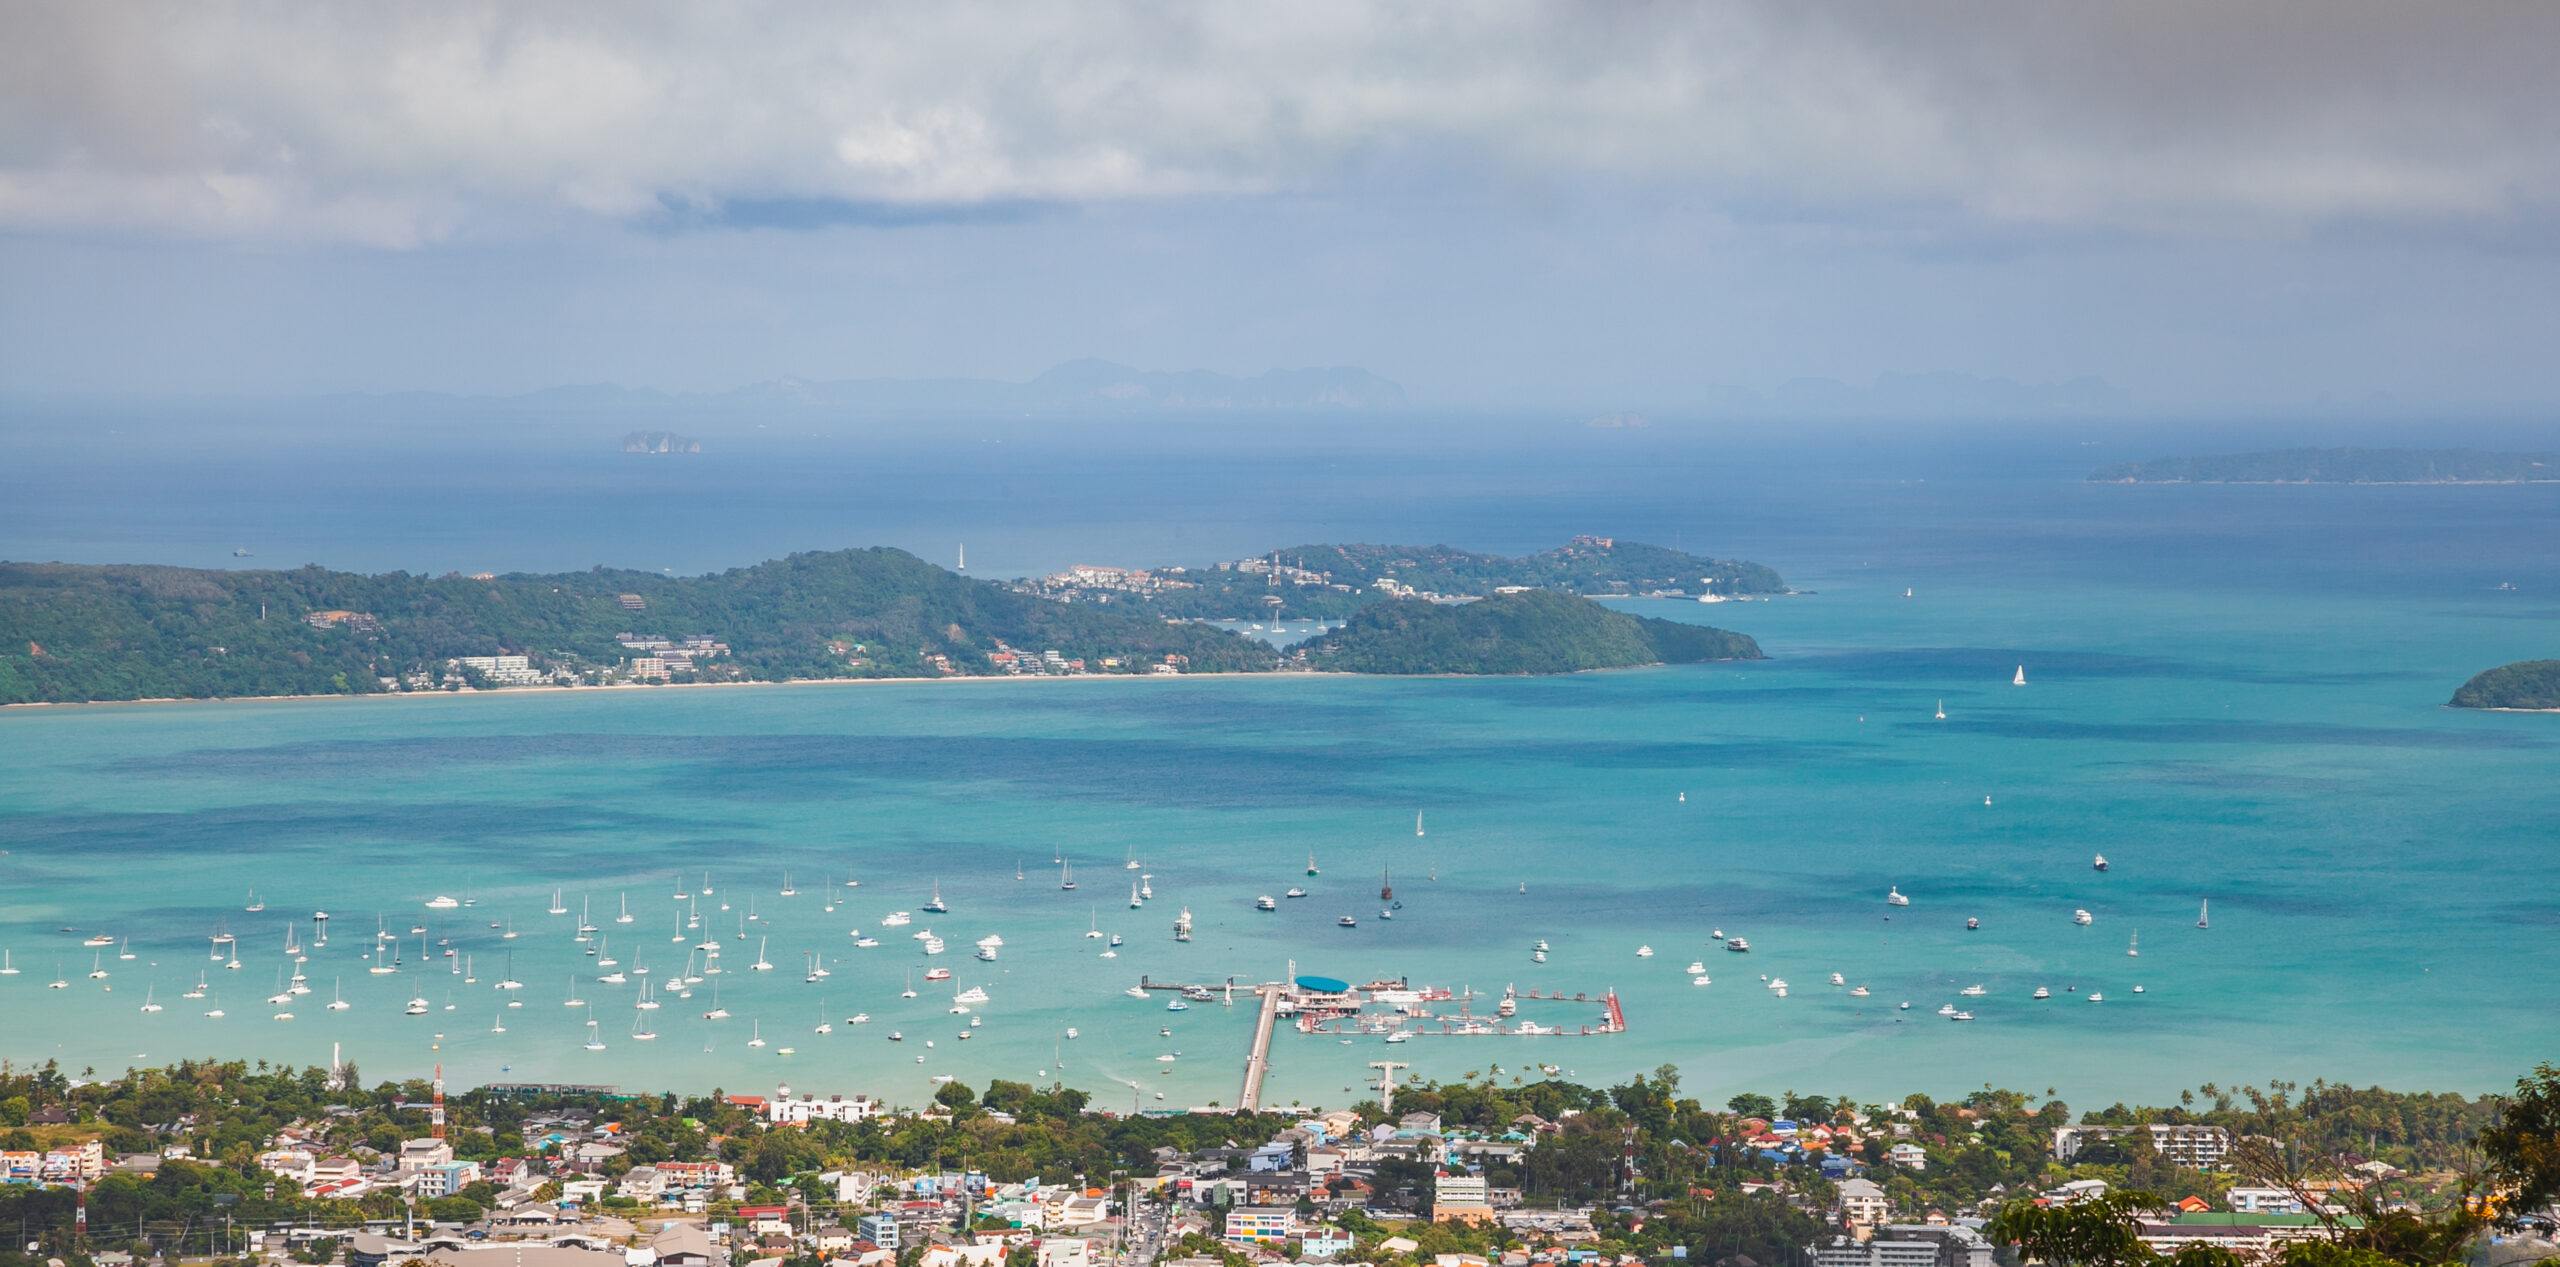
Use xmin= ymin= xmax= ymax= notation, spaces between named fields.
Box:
xmin=2450 ymin=660 xmax=2560 ymax=711
xmin=0 ymin=539 xmax=1778 ymax=705
xmin=621 ymin=429 xmax=701 ymax=453
xmin=1012 ymin=538 xmax=1786 ymax=622
xmin=2091 ymin=447 xmax=2558 ymax=484
xmin=1302 ymin=589 xmax=1761 ymax=675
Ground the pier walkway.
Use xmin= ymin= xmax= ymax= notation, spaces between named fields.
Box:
xmin=1238 ymin=984 xmax=1283 ymax=1111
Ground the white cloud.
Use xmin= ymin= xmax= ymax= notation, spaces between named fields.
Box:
xmin=1 ymin=1 xmax=2554 ymax=246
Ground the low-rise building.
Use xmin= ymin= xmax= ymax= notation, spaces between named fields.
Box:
xmin=1809 ymin=1225 xmax=1994 ymax=1267
xmin=1225 ymin=1207 xmax=1299 ymax=1245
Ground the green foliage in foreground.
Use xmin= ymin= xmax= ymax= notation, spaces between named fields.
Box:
xmin=2450 ymin=660 xmax=2560 ymax=710
xmin=0 ymin=548 xmax=1274 ymax=704
xmin=1305 ymin=589 xmax=1762 ymax=674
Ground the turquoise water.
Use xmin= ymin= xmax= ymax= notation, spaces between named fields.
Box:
xmin=5 ymin=474 xmax=2557 ymax=1108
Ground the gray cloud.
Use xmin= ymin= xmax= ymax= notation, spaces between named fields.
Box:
xmin=5 ymin=1 xmax=2556 ymax=247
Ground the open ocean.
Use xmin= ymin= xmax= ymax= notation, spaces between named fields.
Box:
xmin=3 ymin=416 xmax=2556 ymax=1111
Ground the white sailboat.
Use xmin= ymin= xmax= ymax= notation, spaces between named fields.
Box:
xmin=2197 ymin=899 xmax=2210 ymax=929
xmin=547 ymin=889 xmax=568 ymax=916
xmin=1060 ymin=859 xmax=1077 ymax=891
xmin=2013 ymin=664 xmax=2028 ymax=686
xmin=1935 ymin=700 xmax=1946 ymax=720
xmin=2128 ymin=931 xmax=2141 ymax=957
xmin=1415 ymin=811 xmax=1426 ymax=838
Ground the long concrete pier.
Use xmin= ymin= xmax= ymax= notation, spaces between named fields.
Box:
xmin=1237 ymin=984 xmax=1283 ymax=1111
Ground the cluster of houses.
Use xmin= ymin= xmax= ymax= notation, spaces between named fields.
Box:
xmin=1019 ymin=564 xmax=1204 ymax=605
xmin=615 ymin=635 xmax=732 ymax=682
xmin=21 ymin=1077 xmax=2485 ymax=1267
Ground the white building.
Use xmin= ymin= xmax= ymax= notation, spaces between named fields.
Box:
xmin=2052 ymin=1124 xmax=2235 ymax=1169
xmin=766 ymin=1090 xmax=886 ymax=1124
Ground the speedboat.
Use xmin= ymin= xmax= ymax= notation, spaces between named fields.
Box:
xmin=1686 ymin=961 xmax=1708 ymax=974
xmin=1284 ymin=887 xmax=1308 ymax=899
xmin=1936 ymin=1003 xmax=1958 ymax=1015
xmin=2032 ymin=986 xmax=2051 ymax=999
xmin=1255 ymin=896 xmax=1277 ymax=911
xmin=1337 ymin=916 xmax=1357 ymax=928
xmin=1724 ymin=937 xmax=1751 ymax=952
xmin=2093 ymin=854 xmax=2110 ymax=872
xmin=1849 ymin=985 xmax=1869 ymax=997
xmin=1691 ymin=974 xmax=1710 ymax=986
xmin=1959 ymin=983 xmax=1987 ymax=996
xmin=1949 ymin=1010 xmax=1975 ymax=1021
xmin=2073 ymin=909 xmax=2094 ymax=925
xmin=1166 ymin=999 xmax=1189 ymax=1011
xmin=1635 ymin=945 xmax=1654 ymax=958
xmin=2087 ymin=992 xmax=2105 ymax=1003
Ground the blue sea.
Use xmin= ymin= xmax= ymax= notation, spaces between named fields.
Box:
xmin=2 ymin=415 xmax=2556 ymax=1111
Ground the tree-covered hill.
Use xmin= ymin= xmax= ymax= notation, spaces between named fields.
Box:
xmin=0 ymin=548 xmax=1276 ymax=705
xmin=2450 ymin=659 xmax=2560 ymax=710
xmin=1302 ymin=589 xmax=1762 ymax=675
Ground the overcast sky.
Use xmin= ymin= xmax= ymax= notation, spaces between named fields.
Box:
xmin=3 ymin=2 xmax=2557 ymax=412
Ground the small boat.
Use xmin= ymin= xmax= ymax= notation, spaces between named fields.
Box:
xmin=1886 ymin=886 xmax=1910 ymax=907
xmin=922 ymin=882 xmax=948 ymax=914
xmin=1678 ymin=791 xmax=1686 ymax=803
xmin=1937 ymin=1003 xmax=1958 ymax=1016
xmin=1828 ymin=972 xmax=1846 ymax=986
xmin=2093 ymin=853 xmax=2110 ymax=872
xmin=922 ymin=966 xmax=951 ymax=982
xmin=1985 ymin=794 xmax=1995 ymax=807
xmin=2074 ymin=908 xmax=2094 ymax=926
xmin=848 ymin=1012 xmax=870 ymax=1024
xmin=1532 ymin=949 xmax=1547 ymax=963
xmin=1897 ymin=1000 xmax=1910 ymax=1010
xmin=1165 ymin=999 xmax=1189 ymax=1011
xmin=1949 ymin=1010 xmax=1974 ymax=1022
xmin=1724 ymin=937 xmax=1751 ymax=952
xmin=1686 ymin=961 xmax=1708 ymax=974
xmin=1337 ymin=915 xmax=1357 ymax=928
xmin=424 ymin=895 xmax=460 ymax=910
xmin=1966 ymin=916 xmax=1980 ymax=930
xmin=2087 ymin=992 xmax=2105 ymax=1003
xmin=1849 ymin=985 xmax=1869 ymax=997
xmin=1284 ymin=887 xmax=1307 ymax=899
xmin=1108 ymin=933 xmax=1122 ymax=947
xmin=1692 ymin=974 xmax=1710 ymax=986
xmin=2133 ymin=985 xmax=2146 ymax=994
xmin=1384 ymin=1031 xmax=1409 ymax=1044
xmin=1959 ymin=984 xmax=1987 ymax=997
xmin=1125 ymin=848 xmax=1140 ymax=871
xmin=1255 ymin=895 xmax=1277 ymax=911
xmin=1635 ymin=945 xmax=1654 ymax=957
xmin=1306 ymin=851 xmax=1321 ymax=876
xmin=2013 ymin=664 xmax=2027 ymax=686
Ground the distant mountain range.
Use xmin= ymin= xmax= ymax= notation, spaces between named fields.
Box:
xmin=2091 ymin=447 xmax=2559 ymax=484
xmin=330 ymin=359 xmax=1407 ymax=418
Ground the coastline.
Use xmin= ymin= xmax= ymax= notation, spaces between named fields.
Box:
xmin=0 ymin=654 xmax=1764 ymax=715
xmin=0 ymin=669 xmax=1341 ymax=715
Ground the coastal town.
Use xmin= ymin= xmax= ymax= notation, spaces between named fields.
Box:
xmin=1 ymin=1059 xmax=2548 ymax=1267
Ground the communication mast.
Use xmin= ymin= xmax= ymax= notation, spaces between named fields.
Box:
xmin=430 ymin=1062 xmax=447 ymax=1140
